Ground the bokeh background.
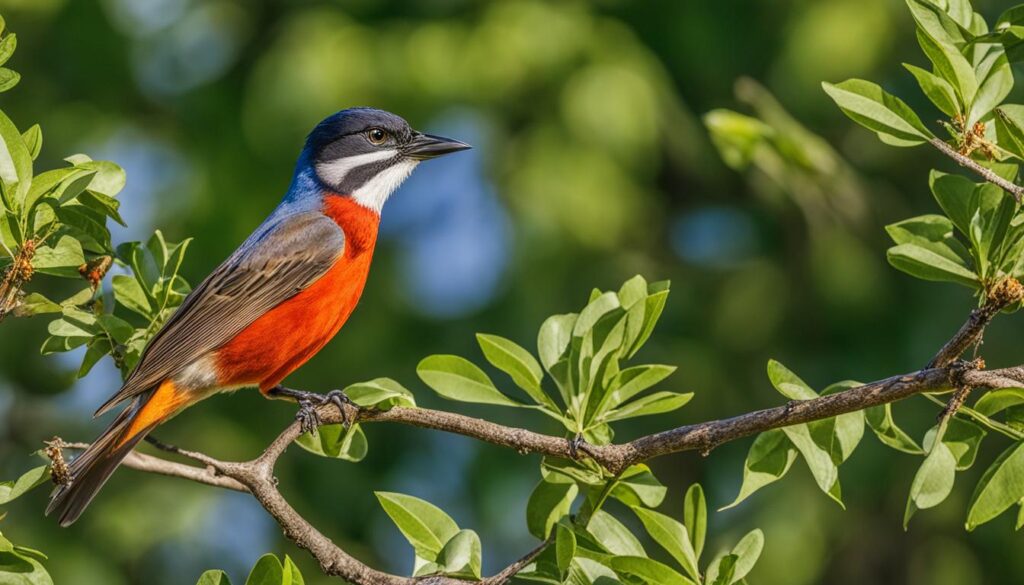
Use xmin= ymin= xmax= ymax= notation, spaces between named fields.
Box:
xmin=1 ymin=0 xmax=1022 ymax=583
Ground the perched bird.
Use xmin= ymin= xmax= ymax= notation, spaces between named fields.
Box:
xmin=47 ymin=108 xmax=470 ymax=526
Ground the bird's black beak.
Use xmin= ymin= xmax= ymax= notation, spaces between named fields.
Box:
xmin=405 ymin=133 xmax=472 ymax=160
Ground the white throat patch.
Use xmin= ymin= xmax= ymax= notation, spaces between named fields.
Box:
xmin=351 ymin=159 xmax=419 ymax=213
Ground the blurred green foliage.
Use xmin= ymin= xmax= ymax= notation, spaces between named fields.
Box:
xmin=3 ymin=0 xmax=1024 ymax=584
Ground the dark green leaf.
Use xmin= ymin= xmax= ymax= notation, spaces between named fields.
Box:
xmin=526 ymin=474 xmax=577 ymax=539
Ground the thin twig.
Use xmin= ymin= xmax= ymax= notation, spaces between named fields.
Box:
xmin=929 ymin=137 xmax=1024 ymax=202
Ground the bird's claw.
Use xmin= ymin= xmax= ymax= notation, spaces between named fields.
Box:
xmin=296 ymin=399 xmax=322 ymax=435
xmin=568 ymin=433 xmax=585 ymax=459
xmin=293 ymin=389 xmax=354 ymax=434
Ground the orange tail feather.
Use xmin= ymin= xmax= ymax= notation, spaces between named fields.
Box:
xmin=47 ymin=380 xmax=187 ymax=526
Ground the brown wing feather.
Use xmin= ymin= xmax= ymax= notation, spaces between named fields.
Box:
xmin=95 ymin=211 xmax=345 ymax=416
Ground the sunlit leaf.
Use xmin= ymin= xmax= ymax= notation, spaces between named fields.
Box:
xmin=417 ymin=354 xmax=522 ymax=407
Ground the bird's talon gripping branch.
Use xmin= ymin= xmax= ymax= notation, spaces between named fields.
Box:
xmin=323 ymin=389 xmax=355 ymax=428
xmin=296 ymin=399 xmax=322 ymax=435
xmin=567 ymin=433 xmax=586 ymax=459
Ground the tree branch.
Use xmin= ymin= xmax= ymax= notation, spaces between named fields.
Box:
xmin=929 ymin=137 xmax=1024 ymax=203
xmin=52 ymin=295 xmax=1024 ymax=585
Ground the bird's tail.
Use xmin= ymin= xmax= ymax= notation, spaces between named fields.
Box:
xmin=47 ymin=379 xmax=188 ymax=527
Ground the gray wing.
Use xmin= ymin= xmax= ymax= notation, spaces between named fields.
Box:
xmin=95 ymin=211 xmax=346 ymax=416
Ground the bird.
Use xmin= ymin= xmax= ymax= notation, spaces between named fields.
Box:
xmin=46 ymin=107 xmax=470 ymax=526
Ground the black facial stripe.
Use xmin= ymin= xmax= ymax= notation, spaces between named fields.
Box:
xmin=334 ymin=155 xmax=400 ymax=194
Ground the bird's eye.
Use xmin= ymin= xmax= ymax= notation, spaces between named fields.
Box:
xmin=366 ymin=128 xmax=388 ymax=145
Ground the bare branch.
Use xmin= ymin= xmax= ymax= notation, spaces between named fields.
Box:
xmin=929 ymin=137 xmax=1024 ymax=203
xmin=52 ymin=297 xmax=1024 ymax=585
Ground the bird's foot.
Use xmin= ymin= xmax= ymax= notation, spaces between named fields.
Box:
xmin=269 ymin=386 xmax=355 ymax=433
xmin=568 ymin=433 xmax=586 ymax=460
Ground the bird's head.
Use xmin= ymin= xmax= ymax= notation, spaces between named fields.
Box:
xmin=302 ymin=107 xmax=470 ymax=213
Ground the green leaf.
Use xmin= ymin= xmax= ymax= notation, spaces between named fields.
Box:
xmin=0 ymin=545 xmax=53 ymax=585
xmin=781 ymin=423 xmax=841 ymax=505
xmin=344 ymin=378 xmax=415 ymax=409
xmin=417 ymin=354 xmax=522 ymax=407
xmin=610 ymin=556 xmax=695 ymax=585
xmin=0 ymin=68 xmax=20 ymax=93
xmin=437 ymin=529 xmax=482 ymax=579
xmin=555 ymin=522 xmax=576 ymax=577
xmin=886 ymin=242 xmax=979 ymax=288
xmin=609 ymin=464 xmax=667 ymax=509
xmin=574 ymin=292 xmax=620 ymax=337
xmin=538 ymin=313 xmax=577 ymax=372
xmin=722 ymin=429 xmax=798 ymax=509
xmin=282 ymin=555 xmax=304 ymax=585
xmin=865 ymin=403 xmax=924 ymax=454
xmin=822 ymin=79 xmax=933 ymax=145
xmin=31 ymin=235 xmax=85 ymax=277
xmin=376 ymin=492 xmax=460 ymax=560
xmin=904 ymin=435 xmax=957 ymax=528
xmin=965 ymin=441 xmax=1024 ymax=530
xmin=929 ymin=171 xmax=976 ymax=235
xmin=968 ymin=50 xmax=1012 ymax=127
xmin=602 ymin=391 xmax=692 ymax=422
xmin=924 ymin=418 xmax=986 ymax=470
xmin=904 ymin=63 xmax=960 ymax=117
xmin=0 ymin=107 xmax=31 ymax=207
xmin=0 ymin=32 xmax=16 ymax=68
xmin=244 ymin=554 xmax=283 ymax=585
xmin=683 ymin=484 xmax=706 ymax=560
xmin=13 ymin=293 xmax=60 ymax=317
xmin=627 ymin=283 xmax=670 ymax=357
xmin=0 ymin=466 xmax=50 ymax=504
xmin=975 ymin=387 xmax=1024 ymax=416
xmin=706 ymin=554 xmax=738 ymax=585
xmin=21 ymin=124 xmax=40 ymax=161
xmin=995 ymin=106 xmax=1024 ymax=159
xmin=477 ymin=333 xmax=556 ymax=410
xmin=587 ymin=509 xmax=645 ymax=556
xmin=632 ymin=507 xmax=700 ymax=581
xmin=597 ymin=365 xmax=676 ymax=415
xmin=728 ymin=529 xmax=764 ymax=583
xmin=526 ymin=474 xmax=578 ymax=539
xmin=196 ymin=570 xmax=232 ymax=585
xmin=112 ymin=274 xmax=152 ymax=317
xmin=295 ymin=423 xmax=368 ymax=461
xmin=766 ymin=359 xmax=817 ymax=400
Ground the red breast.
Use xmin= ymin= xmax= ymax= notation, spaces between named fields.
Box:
xmin=213 ymin=195 xmax=380 ymax=391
